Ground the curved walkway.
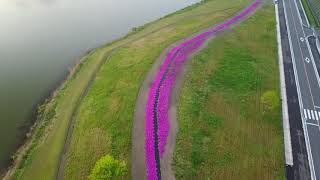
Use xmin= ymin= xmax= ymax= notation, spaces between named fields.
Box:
xmin=132 ymin=1 xmax=261 ymax=179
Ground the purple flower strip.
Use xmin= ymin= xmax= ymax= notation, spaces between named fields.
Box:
xmin=145 ymin=1 xmax=261 ymax=179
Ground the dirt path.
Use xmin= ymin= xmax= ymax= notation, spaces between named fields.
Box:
xmin=56 ymin=23 xmax=181 ymax=180
xmin=132 ymin=1 xmax=262 ymax=179
xmin=131 ymin=37 xmax=209 ymax=179
xmin=158 ymin=30 xmax=224 ymax=180
xmin=132 ymin=45 xmax=171 ymax=180
xmin=130 ymin=7 xmax=244 ymax=180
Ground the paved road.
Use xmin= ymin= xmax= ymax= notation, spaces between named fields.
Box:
xmin=278 ymin=0 xmax=320 ymax=179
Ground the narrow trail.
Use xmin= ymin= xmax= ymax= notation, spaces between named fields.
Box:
xmin=132 ymin=1 xmax=262 ymax=179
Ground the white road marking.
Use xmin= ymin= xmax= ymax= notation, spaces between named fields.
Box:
xmin=315 ymin=110 xmax=319 ymax=121
xmin=305 ymin=57 xmax=310 ymax=63
xmin=306 ymin=35 xmax=313 ymax=39
xmin=291 ymin=0 xmax=316 ymax=178
xmin=307 ymin=122 xmax=319 ymax=127
xmin=294 ymin=0 xmax=320 ymax=95
xmin=304 ymin=109 xmax=308 ymax=119
xmin=303 ymin=108 xmax=320 ymax=120
xmin=296 ymin=0 xmax=310 ymax=26
xmin=283 ymin=0 xmax=315 ymax=176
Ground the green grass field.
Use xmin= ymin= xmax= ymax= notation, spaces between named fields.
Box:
xmin=11 ymin=0 xmax=251 ymax=179
xmin=173 ymin=4 xmax=285 ymax=179
xmin=301 ymin=0 xmax=319 ymax=27
xmin=63 ymin=0 xmax=251 ymax=179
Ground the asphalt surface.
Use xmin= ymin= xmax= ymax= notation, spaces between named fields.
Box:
xmin=278 ymin=0 xmax=320 ymax=179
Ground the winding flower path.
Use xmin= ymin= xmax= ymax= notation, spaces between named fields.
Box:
xmin=143 ymin=1 xmax=261 ymax=179
xmin=145 ymin=0 xmax=261 ymax=180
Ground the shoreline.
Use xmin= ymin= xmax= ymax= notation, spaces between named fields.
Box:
xmin=1 ymin=1 xmax=206 ymax=178
xmin=0 ymin=66 xmax=70 ymax=174
xmin=1 ymin=7 xmax=182 ymax=176
xmin=1 ymin=49 xmax=94 ymax=179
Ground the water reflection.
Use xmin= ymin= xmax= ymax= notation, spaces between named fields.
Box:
xmin=0 ymin=0 xmax=57 ymax=8
xmin=0 ymin=0 xmax=199 ymax=172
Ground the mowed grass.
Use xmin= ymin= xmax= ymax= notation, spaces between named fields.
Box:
xmin=62 ymin=0 xmax=252 ymax=179
xmin=300 ymin=0 xmax=319 ymax=27
xmin=173 ymin=4 xmax=284 ymax=180
xmin=301 ymin=0 xmax=320 ymax=27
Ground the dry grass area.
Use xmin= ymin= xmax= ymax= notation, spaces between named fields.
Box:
xmin=173 ymin=4 xmax=284 ymax=179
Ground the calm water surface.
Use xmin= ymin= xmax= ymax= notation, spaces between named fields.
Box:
xmin=0 ymin=0 xmax=199 ymax=171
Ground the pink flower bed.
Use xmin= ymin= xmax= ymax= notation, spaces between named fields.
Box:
xmin=145 ymin=1 xmax=261 ymax=179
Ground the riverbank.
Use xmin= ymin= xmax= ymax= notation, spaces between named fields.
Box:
xmin=1 ymin=50 xmax=93 ymax=179
xmin=0 ymin=61 xmax=71 ymax=176
xmin=3 ymin=0 xmax=251 ymax=179
xmin=63 ymin=0 xmax=251 ymax=179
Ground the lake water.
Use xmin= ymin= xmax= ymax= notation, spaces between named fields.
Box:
xmin=0 ymin=0 xmax=199 ymax=172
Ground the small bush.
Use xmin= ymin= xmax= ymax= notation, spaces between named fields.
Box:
xmin=261 ymin=90 xmax=279 ymax=113
xmin=88 ymin=155 xmax=127 ymax=180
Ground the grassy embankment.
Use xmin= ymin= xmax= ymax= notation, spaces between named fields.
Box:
xmin=300 ymin=0 xmax=319 ymax=27
xmin=63 ymin=0 xmax=252 ymax=179
xmin=11 ymin=0 xmax=251 ymax=179
xmin=173 ymin=4 xmax=284 ymax=180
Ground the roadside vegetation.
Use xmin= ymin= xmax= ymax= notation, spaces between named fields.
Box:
xmin=301 ymin=0 xmax=319 ymax=27
xmin=88 ymin=155 xmax=127 ymax=180
xmin=10 ymin=0 xmax=250 ymax=179
xmin=173 ymin=4 xmax=284 ymax=179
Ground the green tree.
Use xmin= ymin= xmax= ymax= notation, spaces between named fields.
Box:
xmin=88 ymin=155 xmax=127 ymax=180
